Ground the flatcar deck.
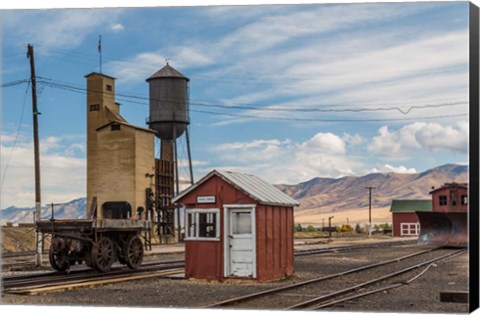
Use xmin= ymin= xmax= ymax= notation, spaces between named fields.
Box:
xmin=36 ymin=219 xmax=151 ymax=233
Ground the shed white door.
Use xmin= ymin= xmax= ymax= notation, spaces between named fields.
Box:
xmin=225 ymin=207 xmax=256 ymax=278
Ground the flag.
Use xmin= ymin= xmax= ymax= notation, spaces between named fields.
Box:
xmin=98 ymin=35 xmax=102 ymax=53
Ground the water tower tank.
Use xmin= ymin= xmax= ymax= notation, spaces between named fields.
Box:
xmin=146 ymin=63 xmax=190 ymax=140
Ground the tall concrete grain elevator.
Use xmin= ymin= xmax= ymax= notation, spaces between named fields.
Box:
xmin=86 ymin=72 xmax=156 ymax=222
xmin=146 ymin=63 xmax=194 ymax=242
xmin=85 ymin=63 xmax=193 ymax=244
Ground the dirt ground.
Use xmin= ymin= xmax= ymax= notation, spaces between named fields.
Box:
xmin=0 ymin=226 xmax=37 ymax=253
xmin=1 ymin=243 xmax=470 ymax=314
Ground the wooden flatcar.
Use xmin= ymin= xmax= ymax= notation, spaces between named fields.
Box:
xmin=37 ymin=217 xmax=151 ymax=272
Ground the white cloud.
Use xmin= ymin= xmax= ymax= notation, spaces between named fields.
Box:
xmin=98 ymin=3 xmax=468 ymax=129
xmin=208 ymin=121 xmax=468 ymax=184
xmin=3 ymin=9 xmax=125 ymax=51
xmin=110 ymin=23 xmax=125 ymax=32
xmin=215 ymin=139 xmax=292 ymax=163
xmin=211 ymin=132 xmax=357 ymax=184
xmin=368 ymin=121 xmax=469 ymax=157
xmin=415 ymin=121 xmax=469 ymax=153
xmin=1 ymin=132 xmax=86 ymax=208
xmin=368 ymin=124 xmax=423 ymax=156
xmin=107 ymin=46 xmax=215 ymax=83
xmin=107 ymin=52 xmax=168 ymax=83
xmin=301 ymin=132 xmax=346 ymax=155
xmin=196 ymin=7 xmax=468 ymax=125
xmin=376 ymin=164 xmax=417 ymax=174
xmin=343 ymin=133 xmax=365 ymax=146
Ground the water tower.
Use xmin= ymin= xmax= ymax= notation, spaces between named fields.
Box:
xmin=146 ymin=63 xmax=194 ymax=242
xmin=147 ymin=62 xmax=189 ymax=141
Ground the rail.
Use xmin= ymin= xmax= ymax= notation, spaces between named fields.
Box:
xmin=2 ymin=259 xmax=185 ymax=294
xmin=203 ymin=247 xmax=460 ymax=309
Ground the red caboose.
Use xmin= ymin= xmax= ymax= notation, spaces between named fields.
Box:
xmin=417 ymin=182 xmax=468 ymax=247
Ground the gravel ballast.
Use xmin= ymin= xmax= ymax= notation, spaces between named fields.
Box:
xmin=1 ymin=243 xmax=470 ymax=313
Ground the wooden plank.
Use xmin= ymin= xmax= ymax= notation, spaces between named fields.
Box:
xmin=6 ymin=268 xmax=184 ymax=295
xmin=440 ymin=291 xmax=469 ymax=303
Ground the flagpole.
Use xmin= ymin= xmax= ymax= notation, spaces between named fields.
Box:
xmin=98 ymin=34 xmax=102 ymax=73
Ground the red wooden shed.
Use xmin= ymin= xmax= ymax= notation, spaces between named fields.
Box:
xmin=390 ymin=200 xmax=432 ymax=237
xmin=173 ymin=169 xmax=299 ymax=282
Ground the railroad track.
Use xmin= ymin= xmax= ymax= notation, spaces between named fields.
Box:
xmin=0 ymin=239 xmax=419 ymax=295
xmin=294 ymin=239 xmax=417 ymax=256
xmin=2 ymin=251 xmax=36 ymax=258
xmin=204 ymin=247 xmax=465 ymax=310
xmin=2 ymin=259 xmax=185 ymax=295
xmin=1 ymin=239 xmax=414 ymax=271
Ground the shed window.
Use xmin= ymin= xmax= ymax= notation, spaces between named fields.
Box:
xmin=439 ymin=195 xmax=447 ymax=206
xmin=90 ymin=104 xmax=100 ymax=111
xmin=106 ymin=84 xmax=112 ymax=91
xmin=461 ymin=195 xmax=468 ymax=205
xmin=400 ymin=223 xmax=420 ymax=236
xmin=232 ymin=211 xmax=252 ymax=234
xmin=185 ymin=208 xmax=220 ymax=241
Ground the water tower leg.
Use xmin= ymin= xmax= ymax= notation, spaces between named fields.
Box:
xmin=172 ymin=123 xmax=181 ymax=242
xmin=186 ymin=127 xmax=194 ymax=185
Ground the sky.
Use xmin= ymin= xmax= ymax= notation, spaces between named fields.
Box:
xmin=0 ymin=0 xmax=472 ymax=208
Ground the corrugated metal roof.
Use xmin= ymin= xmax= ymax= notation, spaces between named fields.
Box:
xmin=146 ymin=63 xmax=189 ymax=82
xmin=173 ymin=169 xmax=299 ymax=207
xmin=390 ymin=199 xmax=432 ymax=213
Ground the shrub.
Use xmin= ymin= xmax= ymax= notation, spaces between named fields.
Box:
xmin=341 ymin=224 xmax=353 ymax=232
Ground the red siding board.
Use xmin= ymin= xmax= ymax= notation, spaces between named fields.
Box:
xmin=392 ymin=212 xmax=419 ymax=237
xmin=431 ymin=186 xmax=468 ymax=213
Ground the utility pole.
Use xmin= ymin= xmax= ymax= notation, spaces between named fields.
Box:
xmin=27 ymin=44 xmax=43 ymax=267
xmin=365 ymin=186 xmax=375 ymax=237
xmin=328 ymin=216 xmax=334 ymax=238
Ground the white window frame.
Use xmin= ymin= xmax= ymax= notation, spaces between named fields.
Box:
xmin=400 ymin=222 xmax=420 ymax=236
xmin=185 ymin=208 xmax=220 ymax=241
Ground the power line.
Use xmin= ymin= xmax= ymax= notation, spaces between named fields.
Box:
xmin=188 ymin=100 xmax=468 ymax=115
xmin=34 ymin=44 xmax=100 ymax=61
xmin=191 ymin=109 xmax=468 ymax=122
xmin=2 ymin=80 xmax=31 ymax=187
xmin=1 ymin=79 xmax=30 ymax=88
xmin=35 ymin=75 xmax=467 ymax=108
xmin=34 ymin=78 xmax=469 ymax=118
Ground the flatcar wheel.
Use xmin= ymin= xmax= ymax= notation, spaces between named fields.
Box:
xmin=124 ymin=235 xmax=144 ymax=269
xmin=91 ymin=236 xmax=115 ymax=272
xmin=48 ymin=244 xmax=70 ymax=271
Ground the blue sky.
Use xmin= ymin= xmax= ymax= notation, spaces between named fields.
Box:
xmin=1 ymin=1 xmax=471 ymax=207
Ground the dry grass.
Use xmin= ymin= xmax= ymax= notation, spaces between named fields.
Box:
xmin=1 ymin=226 xmax=37 ymax=253
xmin=1 ymin=207 xmax=393 ymax=253
xmin=294 ymin=206 xmax=392 ymax=228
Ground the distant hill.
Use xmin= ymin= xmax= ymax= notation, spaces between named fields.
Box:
xmin=1 ymin=198 xmax=86 ymax=225
xmin=276 ymin=163 xmax=468 ymax=212
xmin=1 ymin=164 xmax=468 ymax=226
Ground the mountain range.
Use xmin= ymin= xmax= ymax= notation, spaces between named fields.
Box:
xmin=277 ymin=163 xmax=468 ymax=211
xmin=0 ymin=164 xmax=468 ymax=226
xmin=1 ymin=198 xmax=87 ymax=225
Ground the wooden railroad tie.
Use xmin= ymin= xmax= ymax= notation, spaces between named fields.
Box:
xmin=439 ymin=291 xmax=469 ymax=303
